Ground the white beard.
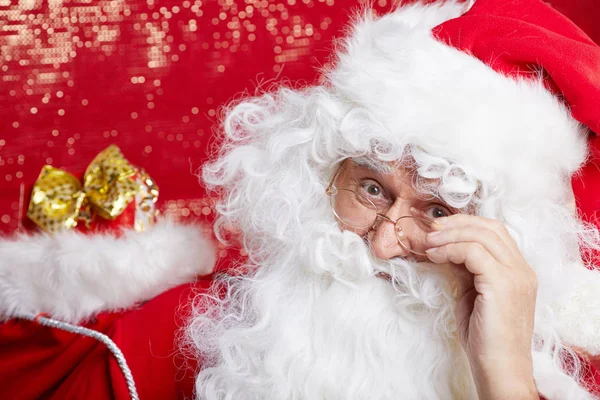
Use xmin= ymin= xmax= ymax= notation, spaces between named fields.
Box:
xmin=190 ymin=226 xmax=478 ymax=400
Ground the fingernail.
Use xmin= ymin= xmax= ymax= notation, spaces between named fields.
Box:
xmin=434 ymin=217 xmax=448 ymax=225
xmin=426 ymin=247 xmax=439 ymax=253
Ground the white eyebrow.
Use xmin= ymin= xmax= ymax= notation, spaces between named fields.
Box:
xmin=351 ymin=157 xmax=395 ymax=175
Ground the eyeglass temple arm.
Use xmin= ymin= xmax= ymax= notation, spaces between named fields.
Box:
xmin=325 ymin=161 xmax=346 ymax=195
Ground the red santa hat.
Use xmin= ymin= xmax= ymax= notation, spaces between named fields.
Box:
xmin=432 ymin=0 xmax=600 ymax=231
xmin=330 ymin=0 xmax=600 ymax=220
xmin=328 ymin=0 xmax=600 ymax=230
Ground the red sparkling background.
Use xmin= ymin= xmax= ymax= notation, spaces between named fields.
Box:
xmin=1 ymin=0 xmax=598 ymax=260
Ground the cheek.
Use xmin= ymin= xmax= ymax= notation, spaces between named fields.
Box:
xmin=331 ymin=190 xmax=374 ymax=230
xmin=346 ymin=225 xmax=366 ymax=236
xmin=334 ymin=194 xmax=352 ymax=214
xmin=337 ymin=219 xmax=367 ymax=236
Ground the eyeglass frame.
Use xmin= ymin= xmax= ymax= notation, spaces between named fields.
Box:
xmin=325 ymin=159 xmax=435 ymax=256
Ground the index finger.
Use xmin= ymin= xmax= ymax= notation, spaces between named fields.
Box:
xmin=429 ymin=213 xmax=521 ymax=258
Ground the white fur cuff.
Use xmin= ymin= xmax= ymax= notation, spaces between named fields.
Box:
xmin=0 ymin=219 xmax=216 ymax=323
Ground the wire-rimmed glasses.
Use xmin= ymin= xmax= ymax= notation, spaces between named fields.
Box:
xmin=325 ymin=160 xmax=435 ymax=256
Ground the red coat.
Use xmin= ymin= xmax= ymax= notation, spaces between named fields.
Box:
xmin=0 ymin=280 xmax=211 ymax=400
xmin=2 ymin=277 xmax=599 ymax=400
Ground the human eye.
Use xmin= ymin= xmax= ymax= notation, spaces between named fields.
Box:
xmin=423 ymin=204 xmax=453 ymax=219
xmin=358 ymin=179 xmax=385 ymax=199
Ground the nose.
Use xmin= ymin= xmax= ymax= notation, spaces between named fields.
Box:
xmin=368 ymin=202 xmax=413 ymax=260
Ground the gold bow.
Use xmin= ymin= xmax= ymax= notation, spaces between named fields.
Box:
xmin=27 ymin=145 xmax=159 ymax=233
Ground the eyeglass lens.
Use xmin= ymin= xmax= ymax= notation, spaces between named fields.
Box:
xmin=330 ymin=188 xmax=433 ymax=255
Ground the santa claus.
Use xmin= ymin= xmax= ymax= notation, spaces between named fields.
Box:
xmin=187 ymin=0 xmax=600 ymax=399
xmin=2 ymin=0 xmax=600 ymax=399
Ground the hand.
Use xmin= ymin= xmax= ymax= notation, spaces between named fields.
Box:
xmin=424 ymin=214 xmax=539 ymax=400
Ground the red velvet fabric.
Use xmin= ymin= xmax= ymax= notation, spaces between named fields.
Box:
xmin=432 ymin=0 xmax=600 ymax=230
xmin=0 ymin=280 xmax=210 ymax=400
xmin=573 ymin=134 xmax=600 ymax=229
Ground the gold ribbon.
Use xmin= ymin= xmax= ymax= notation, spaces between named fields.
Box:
xmin=27 ymin=145 xmax=158 ymax=233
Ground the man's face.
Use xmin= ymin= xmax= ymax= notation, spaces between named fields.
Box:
xmin=193 ymin=158 xmax=478 ymax=400
xmin=329 ymin=158 xmax=458 ymax=260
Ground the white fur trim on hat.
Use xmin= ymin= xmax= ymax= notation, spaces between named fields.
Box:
xmin=0 ymin=219 xmax=216 ymax=324
xmin=327 ymin=0 xmax=588 ymax=203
